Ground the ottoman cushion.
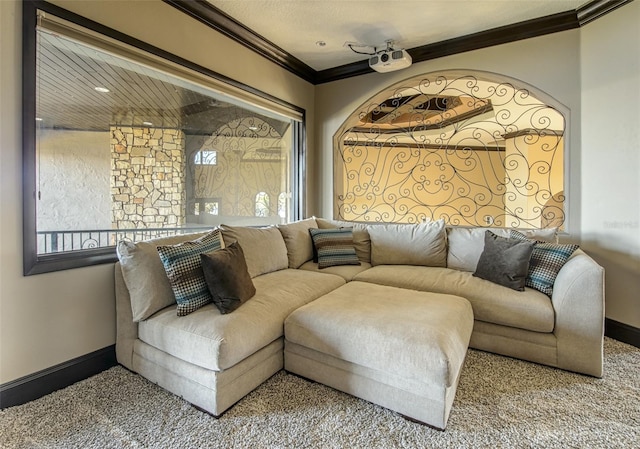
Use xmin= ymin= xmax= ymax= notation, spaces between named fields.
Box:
xmin=284 ymin=281 xmax=473 ymax=428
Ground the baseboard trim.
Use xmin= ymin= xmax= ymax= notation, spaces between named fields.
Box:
xmin=605 ymin=318 xmax=640 ymax=349
xmin=0 ymin=345 xmax=117 ymax=409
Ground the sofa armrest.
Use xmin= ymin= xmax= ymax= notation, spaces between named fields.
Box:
xmin=115 ymin=262 xmax=138 ymax=371
xmin=551 ymin=250 xmax=604 ymax=377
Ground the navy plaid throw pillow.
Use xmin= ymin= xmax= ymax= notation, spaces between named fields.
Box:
xmin=157 ymin=229 xmax=224 ymax=316
xmin=510 ymin=230 xmax=578 ymax=297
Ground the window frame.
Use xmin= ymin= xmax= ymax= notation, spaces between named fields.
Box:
xmin=22 ymin=0 xmax=306 ymax=275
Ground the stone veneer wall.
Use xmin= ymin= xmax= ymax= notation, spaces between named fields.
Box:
xmin=110 ymin=126 xmax=185 ymax=229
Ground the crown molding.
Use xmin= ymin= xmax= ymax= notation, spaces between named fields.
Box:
xmin=316 ymin=10 xmax=580 ymax=84
xmin=164 ymin=0 xmax=634 ymax=85
xmin=163 ymin=0 xmax=317 ymax=84
xmin=577 ymin=0 xmax=634 ymax=25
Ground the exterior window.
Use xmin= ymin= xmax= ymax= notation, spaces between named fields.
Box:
xmin=333 ymin=70 xmax=567 ymax=230
xmin=194 ymin=150 xmax=217 ymax=165
xmin=23 ymin=3 xmax=304 ymax=274
xmin=278 ymin=192 xmax=288 ymax=219
xmin=255 ymin=192 xmax=270 ymax=217
xmin=193 ymin=200 xmax=219 ymax=216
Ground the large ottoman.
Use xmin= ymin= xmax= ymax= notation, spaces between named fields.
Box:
xmin=284 ymin=281 xmax=474 ymax=430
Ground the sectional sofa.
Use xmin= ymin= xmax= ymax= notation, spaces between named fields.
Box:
xmin=115 ymin=217 xmax=604 ymax=429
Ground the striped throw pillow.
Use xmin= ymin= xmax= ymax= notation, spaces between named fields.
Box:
xmin=309 ymin=228 xmax=361 ymax=269
xmin=157 ymin=229 xmax=224 ymax=316
xmin=510 ymin=230 xmax=578 ymax=297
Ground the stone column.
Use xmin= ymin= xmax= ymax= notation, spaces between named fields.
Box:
xmin=110 ymin=126 xmax=185 ymax=229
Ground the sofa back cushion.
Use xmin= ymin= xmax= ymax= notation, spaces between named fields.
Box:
xmin=220 ymin=224 xmax=288 ymax=278
xmin=316 ymin=218 xmax=371 ymax=263
xmin=368 ymin=219 xmax=447 ymax=267
xmin=277 ymin=217 xmax=317 ymax=268
xmin=117 ymin=231 xmax=209 ymax=322
xmin=447 ymin=226 xmax=558 ymax=272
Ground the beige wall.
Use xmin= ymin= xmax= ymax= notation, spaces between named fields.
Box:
xmin=580 ymin=1 xmax=640 ymax=328
xmin=0 ymin=0 xmax=314 ymax=384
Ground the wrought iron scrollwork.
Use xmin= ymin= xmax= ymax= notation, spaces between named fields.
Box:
xmin=189 ymin=117 xmax=287 ymax=218
xmin=334 ymin=72 xmax=566 ymax=229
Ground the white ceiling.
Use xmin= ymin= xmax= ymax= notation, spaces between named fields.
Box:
xmin=207 ymin=0 xmax=587 ymax=71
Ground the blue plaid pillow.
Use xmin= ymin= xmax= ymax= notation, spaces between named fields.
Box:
xmin=309 ymin=228 xmax=360 ymax=269
xmin=157 ymin=230 xmax=224 ymax=316
xmin=510 ymin=230 xmax=578 ymax=297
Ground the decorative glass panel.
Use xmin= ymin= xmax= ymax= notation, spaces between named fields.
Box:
xmin=333 ymin=71 xmax=566 ymax=229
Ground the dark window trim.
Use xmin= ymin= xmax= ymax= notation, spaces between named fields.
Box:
xmin=22 ymin=0 xmax=306 ymax=275
xmin=163 ymin=0 xmax=633 ymax=85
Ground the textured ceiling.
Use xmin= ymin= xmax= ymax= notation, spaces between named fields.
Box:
xmin=37 ymin=30 xmax=289 ymax=135
xmin=207 ymin=0 xmax=587 ymax=70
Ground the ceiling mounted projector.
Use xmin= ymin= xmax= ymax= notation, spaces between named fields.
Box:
xmin=369 ymin=48 xmax=412 ymax=73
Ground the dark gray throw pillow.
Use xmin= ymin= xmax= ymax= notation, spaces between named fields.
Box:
xmin=200 ymin=242 xmax=256 ymax=314
xmin=473 ymin=231 xmax=535 ymax=291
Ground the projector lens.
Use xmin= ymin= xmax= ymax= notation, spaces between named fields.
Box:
xmin=381 ymin=53 xmax=389 ymax=63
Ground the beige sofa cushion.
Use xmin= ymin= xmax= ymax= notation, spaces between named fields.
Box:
xmin=298 ymin=260 xmax=372 ymax=281
xmin=138 ymin=269 xmax=346 ymax=371
xmin=368 ymin=219 xmax=447 ymax=267
xmin=117 ymin=231 xmax=209 ymax=322
xmin=220 ymin=224 xmax=288 ymax=278
xmin=447 ymin=227 xmax=558 ymax=272
xmin=354 ymin=265 xmax=555 ymax=333
xmin=285 ymin=281 xmax=473 ymax=387
xmin=277 ymin=217 xmax=317 ymax=268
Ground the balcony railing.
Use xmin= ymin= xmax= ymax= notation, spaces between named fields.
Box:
xmin=36 ymin=226 xmax=212 ymax=255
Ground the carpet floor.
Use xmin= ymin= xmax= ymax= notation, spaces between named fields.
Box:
xmin=1 ymin=338 xmax=639 ymax=448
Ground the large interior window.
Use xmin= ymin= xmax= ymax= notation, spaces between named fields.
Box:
xmin=333 ymin=70 xmax=567 ymax=230
xmin=23 ymin=1 xmax=305 ymax=274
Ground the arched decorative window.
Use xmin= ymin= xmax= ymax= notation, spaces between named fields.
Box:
xmin=333 ymin=70 xmax=567 ymax=229
xmin=255 ymin=192 xmax=270 ymax=217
